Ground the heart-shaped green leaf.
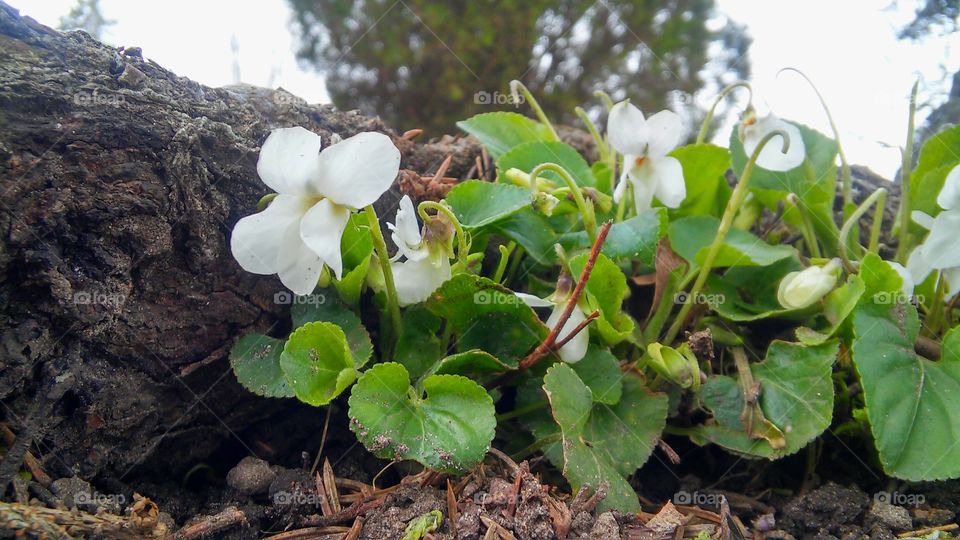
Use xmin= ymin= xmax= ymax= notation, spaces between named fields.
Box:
xmin=457 ymin=112 xmax=555 ymax=159
xmin=230 ymin=334 xmax=294 ymax=398
xmin=795 ymin=275 xmax=864 ymax=345
xmin=498 ymin=140 xmax=598 ymax=187
xmin=394 ymin=306 xmax=445 ymax=381
xmin=569 ymin=252 xmax=633 ymax=344
xmin=492 ymin=208 xmax=560 ymax=265
xmin=852 ymin=303 xmax=960 ymax=480
xmin=444 ymin=180 xmax=533 ymax=229
xmin=561 ymin=209 xmax=666 ymax=265
xmin=691 ymin=340 xmax=837 ymax=458
xmin=291 ymin=295 xmax=373 ymax=367
xmin=703 ymin=257 xmax=803 ymax=322
xmin=670 ymin=144 xmax=732 ymax=219
xmin=431 ymin=349 xmax=515 ymax=378
xmin=570 ymin=347 xmax=623 ymax=405
xmin=348 ymin=362 xmax=496 ymax=472
xmin=426 ymin=274 xmax=547 ymax=363
xmin=280 ymin=322 xmax=358 ymax=406
xmin=542 ymin=364 xmax=668 ymax=512
xmin=669 ymin=215 xmax=796 ymax=270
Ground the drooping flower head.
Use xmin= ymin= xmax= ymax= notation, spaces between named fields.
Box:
xmin=231 ymin=127 xmax=400 ymax=295
xmin=777 ymin=258 xmax=841 ymax=310
xmin=516 ymin=274 xmax=589 ymax=363
xmin=739 ymin=112 xmax=805 ymax=172
xmin=607 ymin=100 xmax=686 ymax=214
xmin=907 ymin=164 xmax=960 ymax=299
xmin=383 ymin=195 xmax=454 ymax=306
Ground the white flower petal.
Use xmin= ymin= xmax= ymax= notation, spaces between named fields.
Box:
xmin=645 ymin=110 xmax=684 ymax=157
xmin=943 ymin=266 xmax=960 ymax=300
xmin=547 ymin=305 xmax=589 ymax=363
xmin=299 ymin=199 xmax=352 ymax=280
xmin=387 ymin=195 xmax=427 ymax=261
xmin=906 ymin=248 xmax=933 ymax=286
xmin=911 ymin=210 xmax=935 ymax=230
xmin=884 ymin=261 xmax=915 ymax=297
xmin=627 ymin=162 xmax=658 ymax=214
xmin=607 ymin=101 xmax=650 ymax=156
xmin=743 ymin=116 xmax=805 ymax=172
xmin=230 ymin=194 xmax=310 ymax=275
xmin=920 ymin=210 xmax=960 ymax=270
xmin=276 ymin=222 xmax=325 ymax=295
xmin=256 ymin=127 xmax=323 ymax=195
xmin=393 ymin=254 xmax=452 ymax=306
xmin=517 ymin=292 xmax=554 ymax=308
xmin=651 ymin=156 xmax=686 ymax=208
xmin=937 ymin=164 xmax=960 ymax=210
xmin=314 ymin=132 xmax=400 ymax=209
xmin=612 ymin=170 xmax=630 ymax=203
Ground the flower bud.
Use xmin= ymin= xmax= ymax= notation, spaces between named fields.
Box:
xmin=646 ymin=342 xmax=700 ymax=389
xmin=777 ymin=259 xmax=841 ymax=310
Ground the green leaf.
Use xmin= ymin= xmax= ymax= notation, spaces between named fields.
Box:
xmin=291 ymin=296 xmax=373 ymax=367
xmin=432 ymin=349 xmax=515 ymax=378
xmin=444 ymin=180 xmax=532 ymax=229
xmin=280 ymin=322 xmax=358 ymax=406
xmin=691 ymin=340 xmax=837 ymax=458
xmin=570 ymin=347 xmax=623 ymax=405
xmin=426 ymin=274 xmax=547 ymax=363
xmin=859 ymin=252 xmax=908 ymax=300
xmin=348 ymin=362 xmax=496 ymax=472
xmin=335 ymin=213 xmax=375 ymax=305
xmin=394 ymin=307 xmax=445 ymax=381
xmin=570 ymin=252 xmax=633 ymax=344
xmin=669 ymin=215 xmax=796 ymax=270
xmin=591 ymin=161 xmax=614 ymax=194
xmin=909 ymin=124 xmax=960 ymax=226
xmin=670 ymin=144 xmax=732 ymax=218
xmin=230 ymin=334 xmax=294 ymax=398
xmin=498 ymin=140 xmax=597 ymax=187
xmin=561 ymin=209 xmax=666 ymax=265
xmin=703 ymin=257 xmax=803 ymax=322
xmin=492 ymin=208 xmax=560 ymax=265
xmin=457 ymin=112 xmax=554 ymax=159
xmin=542 ymin=364 xmax=668 ymax=512
xmin=796 ymin=275 xmax=865 ymax=345
xmin=852 ymin=303 xmax=960 ymax=480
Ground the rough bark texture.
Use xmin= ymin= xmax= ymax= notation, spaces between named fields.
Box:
xmin=0 ymin=2 xmax=496 ymax=483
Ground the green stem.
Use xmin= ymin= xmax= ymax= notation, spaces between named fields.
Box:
xmin=364 ymin=205 xmax=402 ymax=345
xmin=786 ymin=193 xmax=821 ymax=258
xmin=663 ymin=130 xmax=791 ymax=344
xmin=417 ymin=201 xmax=469 ymax=266
xmin=838 ymin=188 xmax=887 ymax=271
xmin=529 ymin=163 xmax=597 ymax=242
xmin=512 ymin=432 xmax=562 ymax=461
xmin=696 ymin=80 xmax=753 ymax=145
xmin=778 ymin=68 xmax=853 ymax=206
xmin=593 ymin=90 xmax=615 ymax=111
xmin=496 ymin=399 xmax=547 ymax=422
xmin=575 ymin=106 xmax=610 ymax=163
xmin=895 ymin=80 xmax=920 ymax=264
xmin=493 ymin=242 xmax=515 ymax=283
xmin=510 ymin=80 xmax=559 ymax=141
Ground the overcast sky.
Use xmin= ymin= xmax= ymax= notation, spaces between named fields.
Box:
xmin=14 ymin=0 xmax=959 ymax=179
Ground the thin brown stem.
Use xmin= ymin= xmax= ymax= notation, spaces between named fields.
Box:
xmin=551 ymin=310 xmax=599 ymax=351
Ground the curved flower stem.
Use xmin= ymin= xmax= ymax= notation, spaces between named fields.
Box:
xmin=786 ymin=193 xmax=821 ymax=258
xmin=510 ymin=80 xmax=559 ymax=141
xmin=696 ymin=80 xmax=753 ymax=145
xmin=364 ymin=205 xmax=402 ymax=344
xmin=839 ymin=188 xmax=887 ymax=271
xmin=593 ymin=90 xmax=615 ymax=111
xmin=895 ymin=80 xmax=920 ymax=264
xmin=575 ymin=106 xmax=610 ymax=164
xmin=778 ymin=68 xmax=853 ymax=207
xmin=529 ymin=162 xmax=598 ymax=242
xmin=417 ymin=201 xmax=469 ymax=266
xmin=493 ymin=242 xmax=515 ymax=283
xmin=664 ymin=130 xmax=790 ymax=344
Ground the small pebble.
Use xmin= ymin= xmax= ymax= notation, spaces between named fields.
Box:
xmin=226 ymin=456 xmax=276 ymax=495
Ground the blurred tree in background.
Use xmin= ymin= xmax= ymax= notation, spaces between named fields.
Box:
xmin=289 ymin=0 xmax=750 ymax=135
xmin=58 ymin=0 xmax=114 ymax=41
xmin=899 ymin=0 xmax=959 ymax=141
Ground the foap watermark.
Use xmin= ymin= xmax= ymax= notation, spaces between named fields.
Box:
xmin=872 ymin=291 xmax=924 ymax=306
xmin=473 ymin=291 xmax=521 ymax=306
xmin=273 ymin=490 xmax=323 ymax=506
xmin=874 ymin=491 xmax=925 ymax=507
xmin=73 ymin=491 xmax=126 ymax=507
xmin=64 ymin=291 xmax=126 ymax=308
xmin=73 ymin=90 xmax=125 ymax=107
xmin=674 ymin=490 xmax=726 ymax=507
xmin=474 ymin=90 xmax=524 ymax=106
xmin=674 ymin=291 xmax=725 ymax=305
xmin=273 ymin=291 xmax=327 ymax=306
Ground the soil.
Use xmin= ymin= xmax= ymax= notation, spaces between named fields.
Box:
xmin=0 ymin=2 xmax=957 ymax=539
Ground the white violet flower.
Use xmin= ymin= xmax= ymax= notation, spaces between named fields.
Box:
xmin=386 ymin=195 xmax=453 ymax=306
xmin=607 ymin=100 xmax=686 ymax=214
xmin=230 ymin=127 xmax=400 ymax=296
xmin=777 ymin=258 xmax=841 ymax=310
xmin=907 ymin=163 xmax=960 ymax=300
xmin=516 ymin=292 xmax=589 ymax=363
xmin=740 ymin=113 xmax=805 ymax=172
